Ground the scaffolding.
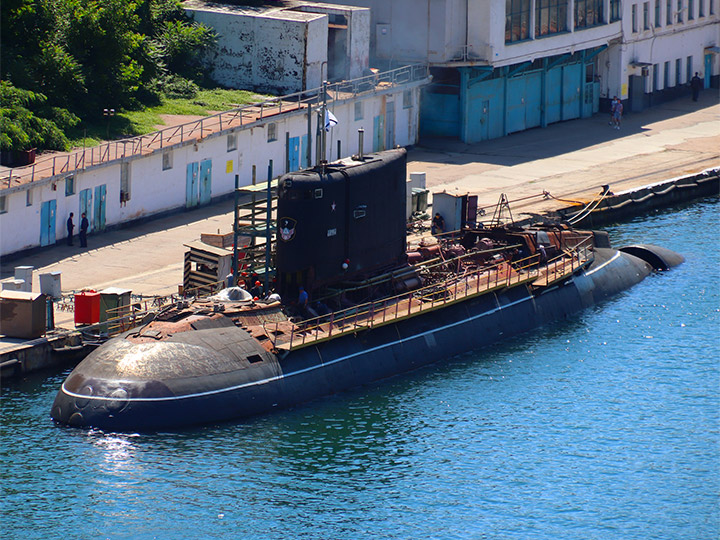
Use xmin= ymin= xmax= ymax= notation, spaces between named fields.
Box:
xmin=232 ymin=164 xmax=278 ymax=292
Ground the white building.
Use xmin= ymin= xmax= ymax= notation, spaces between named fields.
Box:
xmin=321 ymin=0 xmax=719 ymax=141
xmin=184 ymin=0 xmax=371 ymax=94
xmin=618 ymin=0 xmax=719 ymax=111
xmin=0 ymin=66 xmax=429 ymax=257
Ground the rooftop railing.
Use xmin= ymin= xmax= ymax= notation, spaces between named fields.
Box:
xmin=1 ymin=64 xmax=429 ymax=190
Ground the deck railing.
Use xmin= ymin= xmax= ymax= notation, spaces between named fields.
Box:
xmin=2 ymin=64 xmax=429 ymax=189
xmin=272 ymin=234 xmax=595 ymax=351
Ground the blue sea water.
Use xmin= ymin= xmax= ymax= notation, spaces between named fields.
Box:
xmin=1 ymin=198 xmax=718 ymax=540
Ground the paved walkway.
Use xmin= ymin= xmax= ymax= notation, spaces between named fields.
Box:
xmin=1 ymin=91 xmax=718 ymax=330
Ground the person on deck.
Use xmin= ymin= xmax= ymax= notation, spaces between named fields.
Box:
xmin=298 ymin=286 xmax=309 ymax=308
xmin=250 ymin=280 xmax=264 ymax=299
xmin=432 ymin=213 xmax=445 ymax=235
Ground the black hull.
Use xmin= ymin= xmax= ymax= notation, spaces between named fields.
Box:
xmin=51 ymin=248 xmax=657 ymax=431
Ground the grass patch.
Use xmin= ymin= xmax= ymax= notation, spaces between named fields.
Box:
xmin=67 ymin=87 xmax=271 ymax=146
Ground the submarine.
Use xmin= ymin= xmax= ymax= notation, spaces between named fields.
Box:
xmin=51 ymin=148 xmax=683 ymax=431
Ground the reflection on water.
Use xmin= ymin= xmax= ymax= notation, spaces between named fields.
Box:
xmin=1 ymin=198 xmax=718 ymax=540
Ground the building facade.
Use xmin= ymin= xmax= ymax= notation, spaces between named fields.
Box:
xmin=185 ymin=0 xmax=371 ymax=94
xmin=0 ymin=67 xmax=428 ymax=257
xmin=322 ymin=0 xmax=718 ymax=142
xmin=618 ymin=0 xmax=719 ymax=111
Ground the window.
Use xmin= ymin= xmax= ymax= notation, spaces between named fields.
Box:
xmin=505 ymin=0 xmax=531 ymax=43
xmin=610 ymin=0 xmax=621 ymax=20
xmin=676 ymin=58 xmax=682 ymax=85
xmin=575 ymin=0 xmax=604 ymax=29
xmin=227 ymin=133 xmax=237 ymax=152
xmin=26 ymin=189 xmax=33 ymax=207
xmin=536 ymin=0 xmax=569 ymax=35
xmin=655 ymin=0 xmax=662 ymax=25
xmin=687 ymin=56 xmax=693 ymax=82
xmin=710 ymin=0 xmax=714 ymax=15
xmin=677 ymin=0 xmax=683 ymax=21
xmin=162 ymin=151 xmax=173 ymax=170
xmin=667 ymin=0 xmax=673 ymax=23
xmin=632 ymin=4 xmax=638 ymax=30
xmin=699 ymin=0 xmax=705 ymax=16
xmin=354 ymin=101 xmax=363 ymax=120
xmin=644 ymin=2 xmax=650 ymax=28
xmin=688 ymin=0 xmax=694 ymax=17
xmin=267 ymin=122 xmax=277 ymax=142
xmin=65 ymin=176 xmax=75 ymax=196
xmin=664 ymin=61 xmax=671 ymax=88
xmin=403 ymin=90 xmax=412 ymax=109
xmin=0 ymin=195 xmax=6 ymax=214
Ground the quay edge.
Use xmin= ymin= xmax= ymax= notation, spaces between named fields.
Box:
xmin=555 ymin=168 xmax=719 ymax=227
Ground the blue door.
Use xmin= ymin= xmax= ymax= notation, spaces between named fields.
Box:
xmin=704 ymin=54 xmax=712 ymax=89
xmin=288 ymin=136 xmax=300 ymax=172
xmin=199 ymin=159 xmax=212 ymax=205
xmin=186 ymin=162 xmax=199 ymax=208
xmin=525 ymin=71 xmax=542 ymax=129
xmin=373 ymin=115 xmax=384 ymax=152
xmin=545 ymin=67 xmax=563 ymax=124
xmin=385 ymin=101 xmax=395 ymax=148
xmin=40 ymin=200 xmax=57 ymax=247
xmin=93 ymin=184 xmax=106 ymax=231
xmin=478 ymin=100 xmax=490 ymax=141
xmin=420 ymin=90 xmax=461 ymax=138
xmin=506 ymin=76 xmax=526 ymax=134
xmin=562 ymin=63 xmax=582 ymax=120
xmin=300 ymin=134 xmax=309 ymax=169
xmin=79 ymin=188 xmax=92 ymax=230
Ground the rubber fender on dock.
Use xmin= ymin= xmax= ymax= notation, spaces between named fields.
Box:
xmin=619 ymin=244 xmax=684 ymax=270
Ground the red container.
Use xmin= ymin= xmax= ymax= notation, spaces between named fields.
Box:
xmin=74 ymin=291 xmax=100 ymax=325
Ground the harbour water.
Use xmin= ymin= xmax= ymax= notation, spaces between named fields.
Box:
xmin=2 ymin=198 xmax=718 ymax=540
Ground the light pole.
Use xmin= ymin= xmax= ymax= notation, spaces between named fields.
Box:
xmin=103 ymin=108 xmax=115 ymax=139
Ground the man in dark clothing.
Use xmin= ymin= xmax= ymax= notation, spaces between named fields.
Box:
xmin=250 ymin=280 xmax=263 ymax=299
xmin=66 ymin=213 xmax=74 ymax=246
xmin=432 ymin=212 xmax=445 ymax=235
xmin=691 ymin=72 xmax=702 ymax=101
xmin=79 ymin=213 xmax=89 ymax=247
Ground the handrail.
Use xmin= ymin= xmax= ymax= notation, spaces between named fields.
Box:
xmin=281 ymin=233 xmax=594 ymax=351
xmin=1 ymin=64 xmax=430 ymax=189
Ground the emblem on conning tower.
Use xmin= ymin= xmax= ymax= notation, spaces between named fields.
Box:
xmin=279 ymin=218 xmax=296 ymax=242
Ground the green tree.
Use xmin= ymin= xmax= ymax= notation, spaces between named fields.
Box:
xmin=0 ymin=81 xmax=79 ymax=151
xmin=0 ymin=0 xmax=217 ymax=151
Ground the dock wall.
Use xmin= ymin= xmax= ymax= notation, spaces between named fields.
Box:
xmin=557 ymin=168 xmax=719 ymax=227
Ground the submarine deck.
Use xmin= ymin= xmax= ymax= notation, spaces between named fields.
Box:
xmin=257 ymin=238 xmax=594 ymax=352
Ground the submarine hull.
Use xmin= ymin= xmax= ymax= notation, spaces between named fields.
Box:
xmin=51 ymin=248 xmax=661 ymax=431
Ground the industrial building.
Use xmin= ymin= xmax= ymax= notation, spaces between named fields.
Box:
xmin=320 ymin=0 xmax=719 ymax=142
xmin=184 ymin=0 xmax=371 ymax=94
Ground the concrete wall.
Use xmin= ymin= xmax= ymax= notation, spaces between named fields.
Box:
xmin=0 ymin=84 xmax=425 ymax=257
xmin=294 ymin=4 xmax=371 ymax=79
xmin=187 ymin=7 xmax=328 ymax=94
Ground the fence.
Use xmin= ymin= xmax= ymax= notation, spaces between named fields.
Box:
xmin=2 ymin=64 xmax=429 ymax=189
